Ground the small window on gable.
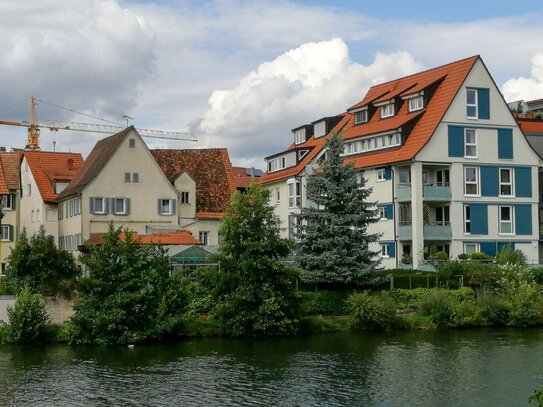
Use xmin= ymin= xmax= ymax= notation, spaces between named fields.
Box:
xmin=180 ymin=192 xmax=190 ymax=204
xmin=132 ymin=172 xmax=139 ymax=183
xmin=55 ymin=181 xmax=69 ymax=194
xmin=466 ymin=88 xmax=478 ymax=119
xmin=313 ymin=121 xmax=326 ymax=138
xmin=158 ymin=198 xmax=176 ymax=215
xmin=91 ymin=197 xmax=107 ymax=214
xmin=114 ymin=198 xmax=128 ymax=215
xmin=128 ymin=138 xmax=136 ymax=148
xmin=380 ymin=103 xmax=394 ymax=118
xmin=199 ymin=231 xmax=209 ymax=245
xmin=408 ymin=96 xmax=424 ymax=112
xmin=124 ymin=172 xmax=131 ymax=182
xmin=294 ymin=129 xmax=306 ymax=145
xmin=464 ymin=129 xmax=477 ymax=158
xmin=354 ymin=110 xmax=368 ymax=125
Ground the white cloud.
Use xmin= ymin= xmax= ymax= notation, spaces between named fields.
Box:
xmin=194 ymin=38 xmax=423 ymax=167
xmin=501 ymin=53 xmax=543 ymax=102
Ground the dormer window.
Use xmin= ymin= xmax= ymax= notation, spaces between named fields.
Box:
xmin=408 ymin=96 xmax=424 ymax=112
xmin=294 ymin=129 xmax=306 ymax=145
xmin=380 ymin=103 xmax=394 ymax=118
xmin=313 ymin=121 xmax=326 ymax=138
xmin=268 ymin=156 xmax=286 ymax=172
xmin=354 ymin=109 xmax=368 ymax=125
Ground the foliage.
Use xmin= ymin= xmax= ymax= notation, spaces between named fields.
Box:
xmin=450 ymin=300 xmax=481 ymax=327
xmin=505 ymin=282 xmax=541 ymax=327
xmin=470 ymin=252 xmax=488 ymax=260
xmin=495 ymin=262 xmax=535 ymax=289
xmin=401 ymin=254 xmax=412 ymax=264
xmin=390 ymin=287 xmax=474 ymax=309
xmin=432 ymin=251 xmax=449 ymax=262
xmin=457 ymin=253 xmax=470 ymax=260
xmin=416 ymin=290 xmax=454 ymax=327
xmin=299 ymin=290 xmax=350 ymax=316
xmin=532 ymin=267 xmax=543 ymax=285
xmin=529 ymin=387 xmax=543 ymax=407
xmin=297 ymin=132 xmax=381 ymax=285
xmin=5 ymin=227 xmax=80 ymax=295
xmin=67 ymin=226 xmax=187 ymax=345
xmin=475 ymin=289 xmax=510 ymax=325
xmin=495 ymin=246 xmax=526 ymax=265
xmin=299 ymin=315 xmax=352 ymax=333
xmin=6 ymin=285 xmax=50 ymax=343
xmin=347 ymin=291 xmax=397 ymax=330
xmin=213 ymin=183 xmax=300 ymax=337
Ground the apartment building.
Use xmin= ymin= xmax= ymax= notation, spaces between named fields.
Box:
xmin=0 ymin=152 xmax=21 ymax=269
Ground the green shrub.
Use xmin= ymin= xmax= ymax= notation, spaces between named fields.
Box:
xmin=506 ymin=282 xmax=541 ymax=327
xmin=299 ymin=315 xmax=351 ymax=333
xmin=347 ymin=291 xmax=397 ymax=330
xmin=476 ymin=289 xmax=510 ymax=325
xmin=432 ymin=251 xmax=449 ymax=261
xmin=496 ymin=246 xmax=526 ymax=265
xmin=458 ymin=253 xmax=470 ymax=260
xmin=416 ymin=290 xmax=453 ymax=327
xmin=299 ymin=290 xmax=350 ymax=316
xmin=470 ymin=252 xmax=488 ymax=260
xmin=529 ymin=387 xmax=543 ymax=407
xmin=7 ymin=286 xmax=50 ymax=344
xmin=390 ymin=287 xmax=474 ymax=309
xmin=532 ymin=267 xmax=543 ymax=285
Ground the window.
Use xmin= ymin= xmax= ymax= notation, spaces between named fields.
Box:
xmin=36 ymin=209 xmax=40 ymax=222
xmin=408 ymin=96 xmax=424 ymax=112
xmin=314 ymin=121 xmax=326 ymax=138
xmin=381 ymin=244 xmax=390 ymax=258
xmin=132 ymin=172 xmax=139 ymax=183
xmin=124 ymin=172 xmax=131 ymax=182
xmin=46 ymin=209 xmax=56 ymax=222
xmin=159 ymin=199 xmax=173 ymax=215
xmin=435 ymin=206 xmax=450 ymax=225
xmin=464 ymin=243 xmax=479 ymax=255
xmin=436 ymin=169 xmax=450 ymax=186
xmin=1 ymin=225 xmax=12 ymax=241
xmin=466 ymin=88 xmax=477 ymax=119
xmin=464 ymin=167 xmax=479 ymax=196
xmin=464 ymin=206 xmax=471 ymax=234
xmin=354 ymin=110 xmax=368 ymax=124
xmin=91 ymin=197 xmax=107 ymax=214
xmin=499 ymin=206 xmax=514 ymax=234
xmin=114 ymin=198 xmax=127 ymax=215
xmin=378 ymin=207 xmax=387 ymax=220
xmin=377 ymin=169 xmax=386 ymax=182
xmin=0 ymin=194 xmax=13 ymax=210
xmin=27 ymin=184 xmax=31 ymax=197
xmin=294 ymin=129 xmax=306 ymax=145
xmin=273 ymin=187 xmax=280 ymax=205
xmin=356 ymin=172 xmax=365 ymax=187
xmin=198 ymin=231 xmax=209 ymax=245
xmin=499 ymin=168 xmax=513 ymax=197
xmin=55 ymin=182 xmax=69 ymax=194
xmin=180 ymin=191 xmax=190 ymax=204
xmin=128 ymin=138 xmax=136 ymax=148
xmin=288 ymin=179 xmax=301 ymax=208
xmin=268 ymin=156 xmax=286 ymax=172
xmin=398 ymin=168 xmax=411 ymax=185
xmin=464 ymin=129 xmax=477 ymax=158
xmin=380 ymin=103 xmax=394 ymax=118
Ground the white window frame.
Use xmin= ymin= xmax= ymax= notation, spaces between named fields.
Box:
xmin=398 ymin=168 xmax=411 ymax=185
xmin=408 ymin=96 xmax=424 ymax=112
xmin=198 ymin=231 xmax=209 ymax=245
xmin=160 ymin=199 xmax=173 ymax=215
xmin=464 ymin=167 xmax=480 ymax=196
xmin=274 ymin=187 xmax=280 ymax=205
xmin=180 ymin=191 xmax=190 ymax=204
xmin=464 ymin=205 xmax=471 ymax=235
xmin=1 ymin=225 xmax=11 ymax=242
xmin=377 ymin=169 xmax=386 ymax=182
xmin=132 ymin=172 xmax=139 ymax=183
xmin=499 ymin=168 xmax=514 ymax=197
xmin=354 ymin=109 xmax=368 ymax=124
xmin=268 ymin=156 xmax=286 ymax=173
xmin=378 ymin=207 xmax=387 ymax=220
xmin=380 ymin=244 xmax=390 ymax=258
xmin=435 ymin=206 xmax=450 ymax=226
xmin=464 ymin=129 xmax=477 ymax=158
xmin=114 ymin=198 xmax=127 ymax=215
xmin=466 ymin=88 xmax=478 ymax=119
xmin=356 ymin=172 xmax=365 ymax=187
xmin=499 ymin=205 xmax=514 ymax=235
xmin=287 ymin=178 xmax=301 ymax=209
xmin=124 ymin=172 xmax=131 ymax=182
xmin=294 ymin=129 xmax=306 ymax=145
xmin=0 ymin=194 xmax=13 ymax=210
xmin=93 ymin=197 xmax=107 ymax=214
xmin=464 ymin=242 xmax=479 ymax=255
xmin=380 ymin=103 xmax=394 ymax=118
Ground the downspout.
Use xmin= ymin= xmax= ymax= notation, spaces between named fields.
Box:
xmin=391 ymin=164 xmax=398 ymax=268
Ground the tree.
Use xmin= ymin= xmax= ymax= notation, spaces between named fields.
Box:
xmin=7 ymin=285 xmax=50 ymax=344
xmin=297 ymin=132 xmax=381 ymax=285
xmin=213 ymin=182 xmax=300 ymax=337
xmin=6 ymin=226 xmax=80 ymax=295
xmin=67 ymin=226 xmax=187 ymax=345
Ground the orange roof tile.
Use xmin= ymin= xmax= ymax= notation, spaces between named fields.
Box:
xmin=0 ymin=158 xmax=9 ymax=195
xmin=196 ymin=211 xmax=224 ymax=219
xmin=23 ymin=151 xmax=84 ymax=203
xmin=0 ymin=152 xmax=21 ymax=191
xmin=232 ymin=166 xmax=260 ymax=189
xmin=86 ymin=230 xmax=200 ymax=246
xmin=518 ymin=120 xmax=543 ymax=133
xmin=151 ymin=149 xmax=237 ymax=215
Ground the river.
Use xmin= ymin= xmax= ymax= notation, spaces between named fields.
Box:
xmin=0 ymin=328 xmax=541 ymax=406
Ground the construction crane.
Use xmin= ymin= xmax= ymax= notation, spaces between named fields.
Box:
xmin=0 ymin=97 xmax=197 ymax=150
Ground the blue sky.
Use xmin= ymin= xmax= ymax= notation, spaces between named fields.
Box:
xmin=1 ymin=0 xmax=542 ymax=166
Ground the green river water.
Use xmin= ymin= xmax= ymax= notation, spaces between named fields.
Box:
xmin=0 ymin=328 xmax=541 ymax=406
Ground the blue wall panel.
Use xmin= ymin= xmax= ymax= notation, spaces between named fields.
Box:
xmin=498 ymin=129 xmax=513 ymax=159
xmin=448 ymin=126 xmax=464 ymax=157
xmin=478 ymin=88 xmax=490 ymax=119
xmin=515 ymin=204 xmax=532 ymax=235
xmin=470 ymin=204 xmax=488 ymax=235
xmin=515 ymin=167 xmax=532 ymax=198
xmin=481 ymin=166 xmax=498 ymax=197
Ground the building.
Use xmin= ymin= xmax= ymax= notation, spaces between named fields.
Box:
xmin=19 ymin=150 xmax=84 ymax=242
xmin=261 ymin=55 xmax=541 ymax=269
xmin=56 ymin=127 xmax=179 ymax=253
xmin=232 ymin=166 xmax=263 ymax=192
xmin=0 ymin=152 xmax=21 ymax=269
xmin=150 ymin=149 xmax=237 ymax=246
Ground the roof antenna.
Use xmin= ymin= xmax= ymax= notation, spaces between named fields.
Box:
xmin=123 ymin=115 xmax=134 ymax=128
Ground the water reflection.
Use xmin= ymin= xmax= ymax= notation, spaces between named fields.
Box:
xmin=0 ymin=329 xmax=541 ymax=406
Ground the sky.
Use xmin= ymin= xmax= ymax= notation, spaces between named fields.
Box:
xmin=0 ymin=0 xmax=543 ymax=168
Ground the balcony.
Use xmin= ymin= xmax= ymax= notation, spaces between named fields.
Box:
xmin=423 ymin=223 xmax=452 ymax=240
xmin=423 ymin=185 xmax=451 ymax=201
xmin=398 ymin=224 xmax=412 ymax=240
xmin=397 ymin=185 xmax=411 ymax=202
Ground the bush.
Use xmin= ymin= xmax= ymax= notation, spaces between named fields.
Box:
xmin=476 ymin=289 xmax=510 ymax=325
xmin=390 ymin=287 xmax=474 ymax=309
xmin=416 ymin=290 xmax=453 ymax=327
xmin=347 ymin=291 xmax=397 ymax=330
xmin=432 ymin=251 xmax=449 ymax=261
xmin=532 ymin=267 xmax=543 ymax=285
xmin=470 ymin=252 xmax=488 ymax=260
xmin=506 ymin=283 xmax=541 ymax=327
xmin=496 ymin=247 xmax=526 ymax=265
xmin=450 ymin=300 xmax=481 ymax=327
xmin=299 ymin=290 xmax=350 ymax=316
xmin=7 ymin=286 xmax=50 ymax=343
xmin=458 ymin=253 xmax=470 ymax=260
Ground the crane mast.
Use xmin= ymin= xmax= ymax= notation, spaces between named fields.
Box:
xmin=0 ymin=97 xmax=196 ymax=149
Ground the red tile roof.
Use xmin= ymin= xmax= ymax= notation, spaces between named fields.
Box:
xmin=0 ymin=152 xmax=21 ymax=191
xmin=518 ymin=119 xmax=543 ymax=133
xmin=262 ymin=55 xmax=479 ymax=181
xmin=23 ymin=151 xmax=84 ymax=203
xmin=151 ymin=149 xmax=237 ymax=217
xmin=232 ymin=166 xmax=260 ymax=189
xmin=86 ymin=230 xmax=200 ymax=246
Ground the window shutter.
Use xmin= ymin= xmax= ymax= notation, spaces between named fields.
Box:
xmin=385 ymin=203 xmax=394 ymax=220
xmin=11 ymin=193 xmax=16 ymax=210
xmin=515 ymin=167 xmax=532 ymax=197
xmin=448 ymin=126 xmax=464 ymax=157
xmin=157 ymin=199 xmax=162 ymax=215
xmin=171 ymin=199 xmax=177 ymax=215
xmin=8 ymin=225 xmax=13 ymax=241
xmin=497 ymin=129 xmax=513 ymax=159
xmin=388 ymin=242 xmax=395 ymax=258
xmin=89 ymin=197 xmax=95 ymax=214
xmin=477 ymin=88 xmax=490 ymax=119
xmin=384 ymin=167 xmax=392 ymax=180
xmin=480 ymin=242 xmax=496 ymax=257
xmin=481 ymin=166 xmax=498 ymax=197
xmin=126 ymin=198 xmax=131 ymax=215
xmin=470 ymin=204 xmax=488 ymax=235
xmin=515 ymin=204 xmax=532 ymax=235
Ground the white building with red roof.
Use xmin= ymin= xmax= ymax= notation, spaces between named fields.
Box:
xmin=261 ymin=55 xmax=542 ymax=269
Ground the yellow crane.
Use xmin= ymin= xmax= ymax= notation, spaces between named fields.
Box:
xmin=0 ymin=96 xmax=197 ymax=149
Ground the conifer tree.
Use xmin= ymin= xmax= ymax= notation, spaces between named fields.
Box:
xmin=297 ymin=132 xmax=381 ymax=285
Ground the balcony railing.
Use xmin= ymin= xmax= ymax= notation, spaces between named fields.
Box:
xmin=423 ymin=184 xmax=451 ymax=201
xmin=423 ymin=223 xmax=452 ymax=240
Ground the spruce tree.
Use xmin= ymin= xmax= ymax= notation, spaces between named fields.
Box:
xmin=297 ymin=132 xmax=381 ymax=285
